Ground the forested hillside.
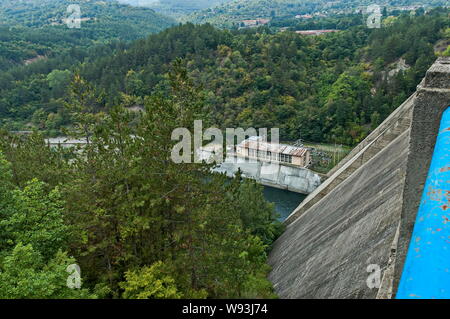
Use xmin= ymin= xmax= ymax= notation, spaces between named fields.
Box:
xmin=187 ymin=0 xmax=448 ymax=28
xmin=0 ymin=1 xmax=287 ymax=300
xmin=0 ymin=0 xmax=174 ymax=29
xmin=0 ymin=0 xmax=174 ymax=73
xmin=80 ymin=9 xmax=449 ymax=145
xmin=0 ymin=0 xmax=175 ymax=132
xmin=0 ymin=65 xmax=283 ymax=298
xmin=1 ymin=8 xmax=448 ymax=145
xmin=117 ymin=0 xmax=233 ymax=18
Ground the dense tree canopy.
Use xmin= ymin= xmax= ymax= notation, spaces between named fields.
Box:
xmin=0 ymin=152 xmax=96 ymax=299
xmin=1 ymin=9 xmax=448 ymax=145
xmin=0 ymin=66 xmax=283 ymax=298
xmin=186 ymin=0 xmax=449 ymax=28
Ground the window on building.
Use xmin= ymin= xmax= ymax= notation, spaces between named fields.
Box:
xmin=279 ymin=154 xmax=293 ymax=164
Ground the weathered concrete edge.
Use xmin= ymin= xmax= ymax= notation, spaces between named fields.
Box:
xmin=287 ymin=57 xmax=450 ymax=228
xmin=268 ymin=127 xmax=412 ymax=299
xmin=256 ymin=179 xmax=310 ymax=195
xmin=326 ymin=93 xmax=416 ymax=177
xmin=284 ymin=96 xmax=414 ymax=225
xmin=287 ymin=127 xmax=411 ymax=232
xmin=284 ymin=133 xmax=380 ymax=224
xmin=377 ymin=222 xmax=401 ymax=299
xmin=393 ymin=57 xmax=450 ymax=297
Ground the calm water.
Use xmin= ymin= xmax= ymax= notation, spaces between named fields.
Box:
xmin=263 ymin=186 xmax=306 ymax=221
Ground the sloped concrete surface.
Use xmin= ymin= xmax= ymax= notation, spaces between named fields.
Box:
xmin=269 ymin=130 xmax=410 ymax=298
xmin=268 ymin=57 xmax=450 ymax=299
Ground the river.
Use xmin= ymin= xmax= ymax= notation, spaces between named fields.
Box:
xmin=263 ymin=186 xmax=307 ymax=222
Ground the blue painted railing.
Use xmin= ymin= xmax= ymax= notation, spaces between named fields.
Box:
xmin=397 ymin=107 xmax=450 ymax=299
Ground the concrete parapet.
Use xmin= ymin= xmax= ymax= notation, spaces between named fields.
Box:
xmin=394 ymin=57 xmax=450 ymax=297
xmin=285 ymin=95 xmax=414 ymax=225
xmin=268 ymin=57 xmax=450 ymax=299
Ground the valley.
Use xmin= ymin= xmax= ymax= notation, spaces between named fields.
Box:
xmin=0 ymin=0 xmax=449 ymax=301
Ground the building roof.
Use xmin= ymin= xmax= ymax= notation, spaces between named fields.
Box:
xmin=241 ymin=18 xmax=270 ymax=25
xmin=296 ymin=29 xmax=339 ymax=36
xmin=239 ymin=138 xmax=308 ymax=157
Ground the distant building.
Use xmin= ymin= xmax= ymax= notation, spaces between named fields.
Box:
xmin=240 ymin=18 xmax=270 ymax=28
xmin=236 ymin=137 xmax=311 ymax=167
xmin=46 ymin=137 xmax=87 ymax=148
xmin=396 ymin=5 xmax=423 ymax=11
xmin=126 ymin=105 xmax=145 ymax=112
xmin=295 ymin=14 xmax=313 ymax=19
xmin=295 ymin=29 xmax=339 ymax=36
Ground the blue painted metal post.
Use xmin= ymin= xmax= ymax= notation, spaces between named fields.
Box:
xmin=397 ymin=107 xmax=450 ymax=299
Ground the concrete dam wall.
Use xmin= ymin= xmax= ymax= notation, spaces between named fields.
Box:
xmin=213 ymin=157 xmax=321 ymax=194
xmin=268 ymin=57 xmax=450 ymax=299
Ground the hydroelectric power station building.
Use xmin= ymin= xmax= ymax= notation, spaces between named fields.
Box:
xmin=236 ymin=136 xmax=312 ymax=168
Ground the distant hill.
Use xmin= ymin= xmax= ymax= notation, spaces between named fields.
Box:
xmin=116 ymin=0 xmax=234 ymax=18
xmin=0 ymin=0 xmax=174 ymax=31
xmin=1 ymin=7 xmax=448 ymax=141
xmin=0 ymin=0 xmax=175 ymax=71
xmin=186 ymin=0 xmax=449 ymax=28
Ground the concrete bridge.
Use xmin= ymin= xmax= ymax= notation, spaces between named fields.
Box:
xmin=268 ymin=57 xmax=450 ymax=299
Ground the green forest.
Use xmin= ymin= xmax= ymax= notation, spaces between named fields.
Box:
xmin=187 ymin=0 xmax=449 ymax=28
xmin=1 ymin=8 xmax=449 ymax=145
xmin=119 ymin=0 xmax=234 ymax=19
xmin=0 ymin=66 xmax=283 ymax=298
xmin=0 ymin=0 xmax=174 ymax=73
